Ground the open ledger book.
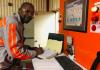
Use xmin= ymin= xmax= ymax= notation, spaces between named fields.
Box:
xmin=38 ymin=39 xmax=63 ymax=59
xmin=38 ymin=49 xmax=57 ymax=59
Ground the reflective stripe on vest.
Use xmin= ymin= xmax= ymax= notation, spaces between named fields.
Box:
xmin=2 ymin=17 xmax=6 ymax=28
xmin=0 ymin=20 xmax=2 ymax=28
xmin=0 ymin=38 xmax=4 ymax=46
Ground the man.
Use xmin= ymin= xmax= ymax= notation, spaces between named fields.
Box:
xmin=0 ymin=2 xmax=43 ymax=69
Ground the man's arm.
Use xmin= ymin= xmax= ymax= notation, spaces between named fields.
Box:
xmin=4 ymin=23 xmax=37 ymax=60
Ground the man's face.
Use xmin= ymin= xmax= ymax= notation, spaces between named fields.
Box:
xmin=19 ymin=6 xmax=34 ymax=23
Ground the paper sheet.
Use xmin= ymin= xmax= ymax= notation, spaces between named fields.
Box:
xmin=38 ymin=49 xmax=57 ymax=59
xmin=32 ymin=58 xmax=64 ymax=70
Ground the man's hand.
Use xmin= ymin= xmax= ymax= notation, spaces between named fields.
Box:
xmin=24 ymin=45 xmax=44 ymax=55
xmin=35 ymin=47 xmax=44 ymax=55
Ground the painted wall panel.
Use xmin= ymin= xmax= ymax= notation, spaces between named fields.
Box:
xmin=60 ymin=0 xmax=100 ymax=69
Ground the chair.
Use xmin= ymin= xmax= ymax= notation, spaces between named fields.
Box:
xmin=48 ymin=33 xmax=64 ymax=42
xmin=47 ymin=33 xmax=64 ymax=53
xmin=90 ymin=51 xmax=100 ymax=70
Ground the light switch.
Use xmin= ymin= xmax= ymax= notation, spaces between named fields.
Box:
xmin=67 ymin=36 xmax=72 ymax=45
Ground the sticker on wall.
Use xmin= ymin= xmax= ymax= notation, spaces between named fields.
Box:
xmin=90 ymin=22 xmax=100 ymax=33
xmin=90 ymin=2 xmax=100 ymax=33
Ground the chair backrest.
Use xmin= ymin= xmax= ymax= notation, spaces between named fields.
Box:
xmin=48 ymin=33 xmax=64 ymax=41
xmin=48 ymin=33 xmax=64 ymax=53
xmin=90 ymin=51 xmax=100 ymax=70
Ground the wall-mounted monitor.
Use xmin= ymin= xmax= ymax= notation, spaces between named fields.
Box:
xmin=64 ymin=0 xmax=88 ymax=32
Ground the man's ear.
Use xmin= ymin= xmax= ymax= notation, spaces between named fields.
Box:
xmin=18 ymin=8 xmax=24 ymax=14
xmin=18 ymin=8 xmax=21 ymax=14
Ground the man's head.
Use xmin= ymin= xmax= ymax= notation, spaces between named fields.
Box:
xmin=18 ymin=2 xmax=34 ymax=23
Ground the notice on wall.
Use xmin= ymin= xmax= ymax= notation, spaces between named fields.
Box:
xmin=90 ymin=21 xmax=100 ymax=33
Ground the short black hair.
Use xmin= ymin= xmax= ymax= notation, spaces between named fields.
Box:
xmin=21 ymin=2 xmax=34 ymax=9
xmin=20 ymin=2 xmax=34 ymax=13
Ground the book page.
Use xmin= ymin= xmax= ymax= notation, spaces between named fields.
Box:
xmin=38 ymin=49 xmax=57 ymax=59
xmin=46 ymin=39 xmax=63 ymax=54
xmin=32 ymin=58 xmax=64 ymax=70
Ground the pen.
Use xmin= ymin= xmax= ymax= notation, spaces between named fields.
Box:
xmin=39 ymin=44 xmax=40 ymax=48
xmin=36 ymin=56 xmax=42 ymax=59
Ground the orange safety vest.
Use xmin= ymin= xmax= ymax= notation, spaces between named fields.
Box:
xmin=0 ymin=18 xmax=6 ymax=46
xmin=0 ymin=17 xmax=31 ymax=60
xmin=0 ymin=38 xmax=4 ymax=46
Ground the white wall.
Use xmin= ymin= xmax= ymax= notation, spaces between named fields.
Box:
xmin=24 ymin=12 xmax=59 ymax=47
xmin=34 ymin=12 xmax=59 ymax=47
